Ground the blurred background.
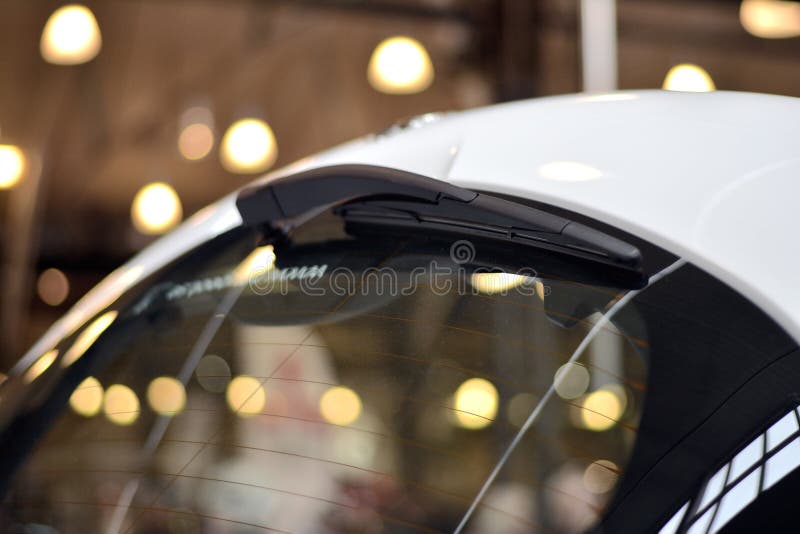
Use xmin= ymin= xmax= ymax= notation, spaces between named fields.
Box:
xmin=0 ymin=0 xmax=799 ymax=371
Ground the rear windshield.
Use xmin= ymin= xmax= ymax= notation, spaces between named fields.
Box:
xmin=0 ymin=205 xmax=794 ymax=533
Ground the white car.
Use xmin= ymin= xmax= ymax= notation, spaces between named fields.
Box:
xmin=1 ymin=90 xmax=799 ymax=533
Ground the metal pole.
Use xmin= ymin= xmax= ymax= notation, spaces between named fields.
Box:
xmin=580 ymin=0 xmax=618 ymax=92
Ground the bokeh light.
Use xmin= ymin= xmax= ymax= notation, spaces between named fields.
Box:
xmin=453 ymin=377 xmax=499 ymax=430
xmin=131 ymin=182 xmax=183 ymax=235
xmin=69 ymin=376 xmax=103 ymax=417
xmin=319 ymin=386 xmax=363 ymax=426
xmin=0 ymin=144 xmax=25 ymax=189
xmin=178 ymin=123 xmax=215 ymax=161
xmin=147 ymin=376 xmax=186 ymax=416
xmin=234 ymin=245 xmax=276 ymax=285
xmin=506 ymin=392 xmax=537 ymax=427
xmin=37 ymin=268 xmax=69 ymax=306
xmin=662 ymin=63 xmax=716 ymax=92
xmin=103 ymin=384 xmax=140 ymax=425
xmin=226 ymin=375 xmax=266 ymax=416
xmin=40 ymin=4 xmax=102 ymax=65
xmin=61 ymin=310 xmax=118 ymax=367
xmin=24 ymin=349 xmax=58 ymax=383
xmin=195 ymin=354 xmax=231 ymax=393
xmin=554 ymin=362 xmax=591 ymax=400
xmin=367 ymin=36 xmax=434 ymax=94
xmin=220 ymin=118 xmax=278 ymax=174
xmin=580 ymin=387 xmax=624 ymax=431
xmin=583 ymin=459 xmax=620 ymax=494
xmin=740 ymin=0 xmax=800 ymax=38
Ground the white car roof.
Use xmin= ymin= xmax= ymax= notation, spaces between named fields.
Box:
xmin=15 ymin=89 xmax=800 ymax=372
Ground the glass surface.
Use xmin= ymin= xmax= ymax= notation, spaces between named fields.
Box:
xmin=0 ymin=212 xmax=655 ymax=533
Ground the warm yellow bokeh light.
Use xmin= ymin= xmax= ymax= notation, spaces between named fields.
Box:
xmin=226 ymin=375 xmax=266 ymax=416
xmin=147 ymin=376 xmax=186 ymax=416
xmin=367 ymin=36 xmax=434 ymax=95
xmin=69 ymin=376 xmax=103 ymax=417
xmin=178 ymin=123 xmax=215 ymax=161
xmin=453 ymin=377 xmax=499 ymax=430
xmin=131 ymin=182 xmax=183 ymax=235
xmin=538 ymin=161 xmax=603 ymax=182
xmin=469 ymin=273 xmax=531 ymax=295
xmin=662 ymin=64 xmax=716 ymax=92
xmin=62 ymin=310 xmax=117 ymax=367
xmin=37 ymin=268 xmax=69 ymax=306
xmin=0 ymin=145 xmax=26 ymax=189
xmin=40 ymin=4 xmax=102 ymax=65
xmin=583 ymin=459 xmax=620 ymax=494
xmin=234 ymin=245 xmax=276 ymax=285
xmin=580 ymin=388 xmax=623 ymax=431
xmin=103 ymin=384 xmax=140 ymax=425
xmin=554 ymin=362 xmax=591 ymax=400
xmin=24 ymin=349 xmax=58 ymax=383
xmin=319 ymin=386 xmax=363 ymax=426
xmin=220 ymin=119 xmax=278 ymax=174
xmin=740 ymin=0 xmax=800 ymax=38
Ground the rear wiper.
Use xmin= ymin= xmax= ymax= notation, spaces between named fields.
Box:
xmin=236 ymin=164 xmax=644 ymax=282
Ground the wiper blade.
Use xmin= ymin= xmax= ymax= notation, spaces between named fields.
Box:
xmin=236 ymin=164 xmax=643 ymax=277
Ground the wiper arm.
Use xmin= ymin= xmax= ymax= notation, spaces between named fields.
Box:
xmin=236 ymin=164 xmax=643 ymax=278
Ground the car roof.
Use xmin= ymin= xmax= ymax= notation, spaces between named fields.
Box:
xmin=14 ymin=89 xmax=800 ymax=374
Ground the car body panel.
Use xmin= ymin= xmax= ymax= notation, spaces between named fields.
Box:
xmin=13 ymin=90 xmax=800 ymax=375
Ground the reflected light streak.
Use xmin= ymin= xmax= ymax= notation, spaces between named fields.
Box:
xmin=24 ymin=349 xmax=58 ymax=383
xmin=40 ymin=4 xmax=102 ymax=65
xmin=61 ymin=310 xmax=118 ymax=367
xmin=226 ymin=375 xmax=266 ymax=416
xmin=319 ymin=386 xmax=363 ymax=426
xmin=69 ymin=376 xmax=103 ymax=417
xmin=469 ymin=273 xmax=531 ymax=295
xmin=538 ymin=161 xmax=603 ymax=182
xmin=368 ymin=36 xmax=434 ymax=94
xmin=234 ymin=245 xmax=276 ymax=285
xmin=103 ymin=384 xmax=140 ymax=425
xmin=453 ymin=378 xmax=498 ymax=430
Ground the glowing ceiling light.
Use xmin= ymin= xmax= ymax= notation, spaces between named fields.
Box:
xmin=61 ymin=310 xmax=117 ymax=367
xmin=553 ymin=362 xmax=591 ymax=400
xmin=24 ymin=349 xmax=58 ymax=383
xmin=40 ymin=4 xmax=102 ymax=65
xmin=583 ymin=459 xmax=620 ymax=494
xmin=740 ymin=0 xmax=800 ymax=38
xmin=220 ymin=118 xmax=278 ymax=174
xmin=538 ymin=161 xmax=603 ymax=182
xmin=367 ymin=36 xmax=434 ymax=95
xmin=226 ymin=375 xmax=266 ymax=416
xmin=580 ymin=387 xmax=623 ymax=431
xmin=69 ymin=376 xmax=103 ymax=417
xmin=453 ymin=377 xmax=498 ymax=430
xmin=469 ymin=272 xmax=531 ymax=294
xmin=131 ymin=182 xmax=183 ymax=235
xmin=37 ymin=268 xmax=70 ymax=306
xmin=103 ymin=384 xmax=140 ymax=425
xmin=319 ymin=386 xmax=363 ymax=426
xmin=662 ymin=64 xmax=716 ymax=92
xmin=147 ymin=376 xmax=186 ymax=416
xmin=0 ymin=144 xmax=26 ymax=189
